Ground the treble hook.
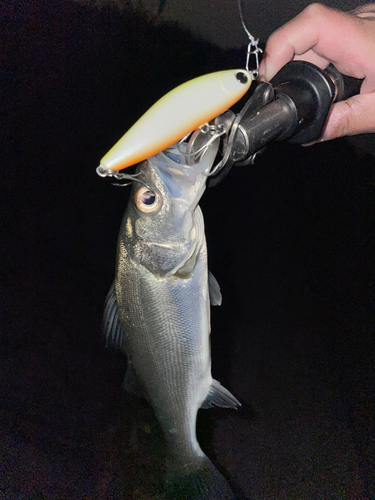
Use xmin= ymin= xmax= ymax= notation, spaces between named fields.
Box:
xmin=96 ymin=166 xmax=154 ymax=191
xmin=177 ymin=123 xmax=227 ymax=163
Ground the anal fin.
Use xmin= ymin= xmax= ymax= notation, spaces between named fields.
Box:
xmin=208 ymin=270 xmax=222 ymax=306
xmin=201 ymin=379 xmax=241 ymax=409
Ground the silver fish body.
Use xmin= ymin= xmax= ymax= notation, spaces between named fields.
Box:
xmin=103 ymin=139 xmax=239 ymax=499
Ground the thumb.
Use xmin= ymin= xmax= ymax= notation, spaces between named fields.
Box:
xmin=321 ymin=93 xmax=375 ymax=140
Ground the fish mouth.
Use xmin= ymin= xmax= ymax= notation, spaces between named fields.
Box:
xmin=148 ymin=132 xmax=220 ymax=204
xmin=133 ymin=132 xmax=220 ymax=254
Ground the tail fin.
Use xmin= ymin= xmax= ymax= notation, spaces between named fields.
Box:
xmin=165 ymin=456 xmax=236 ymax=500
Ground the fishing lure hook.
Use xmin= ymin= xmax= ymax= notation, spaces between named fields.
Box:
xmin=177 ymin=123 xmax=227 ymax=163
xmin=96 ymin=166 xmax=154 ymax=191
xmin=205 ymin=118 xmax=240 ymax=178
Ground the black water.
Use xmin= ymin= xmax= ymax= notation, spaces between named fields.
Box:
xmin=2 ymin=2 xmax=375 ymax=498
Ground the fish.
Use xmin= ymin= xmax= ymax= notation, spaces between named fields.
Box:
xmin=102 ymin=134 xmax=240 ymax=499
xmin=99 ymin=69 xmax=252 ymax=172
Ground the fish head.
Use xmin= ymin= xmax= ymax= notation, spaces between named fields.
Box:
xmin=121 ymin=136 xmax=219 ymax=277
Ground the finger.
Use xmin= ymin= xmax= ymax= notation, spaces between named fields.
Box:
xmin=352 ymin=4 xmax=375 ymax=18
xmin=259 ymin=3 xmax=366 ymax=81
xmin=321 ymin=93 xmax=375 ymax=140
xmin=294 ymin=51 xmax=329 ymax=69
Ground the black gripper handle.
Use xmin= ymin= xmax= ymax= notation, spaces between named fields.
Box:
xmin=270 ymin=61 xmax=363 ymax=144
xmin=325 ymin=64 xmax=363 ymax=103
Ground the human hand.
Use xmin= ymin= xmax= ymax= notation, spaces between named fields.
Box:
xmin=258 ymin=3 xmax=375 ymax=141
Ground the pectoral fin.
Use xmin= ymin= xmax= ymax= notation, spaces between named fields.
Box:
xmin=103 ymin=284 xmax=144 ymax=398
xmin=102 ymin=282 xmax=125 ymax=352
xmin=208 ymin=270 xmax=222 ymax=306
xmin=123 ymin=361 xmax=145 ymax=398
xmin=201 ymin=379 xmax=241 ymax=409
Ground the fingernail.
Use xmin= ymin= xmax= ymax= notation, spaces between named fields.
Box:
xmin=301 ymin=138 xmax=324 ymax=147
xmin=258 ymin=60 xmax=266 ymax=81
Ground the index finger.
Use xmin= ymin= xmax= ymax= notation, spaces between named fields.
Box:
xmin=259 ymin=3 xmax=365 ymax=81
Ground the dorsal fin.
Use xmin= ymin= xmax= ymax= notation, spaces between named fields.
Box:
xmin=102 ymin=282 xmax=125 ymax=352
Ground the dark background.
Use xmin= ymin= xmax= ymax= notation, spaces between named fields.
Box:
xmin=1 ymin=1 xmax=374 ymax=498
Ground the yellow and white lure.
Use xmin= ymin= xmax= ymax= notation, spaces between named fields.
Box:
xmin=98 ymin=69 xmax=252 ymax=173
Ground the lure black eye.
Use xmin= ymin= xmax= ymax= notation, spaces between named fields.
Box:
xmin=236 ymin=71 xmax=248 ymax=84
xmin=134 ymin=186 xmax=160 ymax=213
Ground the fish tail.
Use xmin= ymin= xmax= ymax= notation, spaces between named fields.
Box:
xmin=165 ymin=456 xmax=236 ymax=500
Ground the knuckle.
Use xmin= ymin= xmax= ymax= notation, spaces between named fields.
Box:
xmin=303 ymin=3 xmax=323 ymax=15
xmin=340 ymin=101 xmax=354 ymax=136
xmin=329 ymin=101 xmax=355 ymax=139
xmin=303 ymin=3 xmax=330 ymax=21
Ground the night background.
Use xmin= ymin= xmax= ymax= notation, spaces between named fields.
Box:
xmin=1 ymin=1 xmax=375 ymax=498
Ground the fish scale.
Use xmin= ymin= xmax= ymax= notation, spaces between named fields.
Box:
xmin=116 ymin=245 xmax=209 ymax=462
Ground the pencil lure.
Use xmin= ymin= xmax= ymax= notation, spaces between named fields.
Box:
xmin=99 ymin=69 xmax=252 ymax=172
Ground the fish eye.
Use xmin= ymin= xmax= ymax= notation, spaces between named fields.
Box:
xmin=134 ymin=186 xmax=160 ymax=213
